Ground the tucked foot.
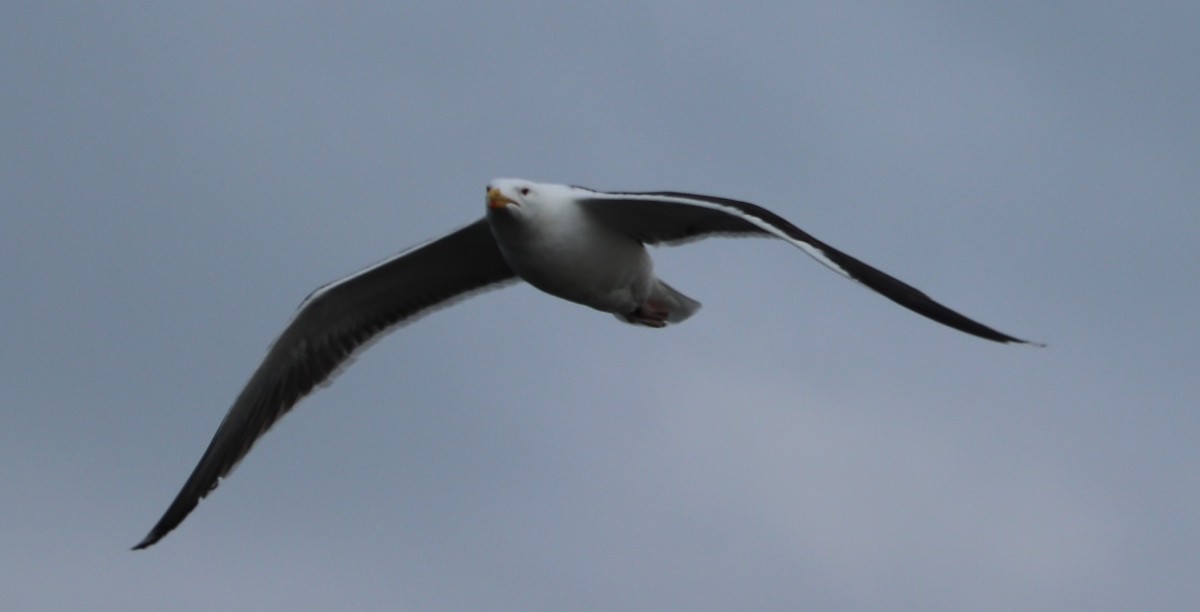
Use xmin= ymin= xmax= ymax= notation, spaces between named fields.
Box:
xmin=623 ymin=301 xmax=669 ymax=328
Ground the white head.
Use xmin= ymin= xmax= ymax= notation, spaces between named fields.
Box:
xmin=485 ymin=179 xmax=579 ymax=219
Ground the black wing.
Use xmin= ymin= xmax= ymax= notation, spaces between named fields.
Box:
xmin=134 ymin=218 xmax=516 ymax=549
xmin=576 ymin=189 xmax=1039 ymax=345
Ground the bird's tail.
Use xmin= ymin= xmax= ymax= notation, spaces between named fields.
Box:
xmin=616 ymin=279 xmax=702 ymax=327
xmin=654 ymin=279 xmax=701 ymax=324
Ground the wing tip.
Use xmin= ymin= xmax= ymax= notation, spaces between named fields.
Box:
xmin=1012 ymin=338 xmax=1047 ymax=348
xmin=986 ymin=328 xmax=1045 ymax=347
xmin=131 ymin=531 xmax=161 ymax=551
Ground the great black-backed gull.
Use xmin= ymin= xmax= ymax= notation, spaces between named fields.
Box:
xmin=133 ymin=178 xmax=1039 ymax=549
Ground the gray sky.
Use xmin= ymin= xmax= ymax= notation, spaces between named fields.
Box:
xmin=3 ymin=2 xmax=1197 ymax=610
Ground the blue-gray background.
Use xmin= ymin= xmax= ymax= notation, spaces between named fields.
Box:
xmin=3 ymin=3 xmax=1196 ymax=610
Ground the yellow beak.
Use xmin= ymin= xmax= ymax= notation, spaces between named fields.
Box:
xmin=487 ymin=187 xmax=517 ymax=210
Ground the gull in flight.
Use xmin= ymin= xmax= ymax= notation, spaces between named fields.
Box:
xmin=134 ymin=178 xmax=1039 ymax=549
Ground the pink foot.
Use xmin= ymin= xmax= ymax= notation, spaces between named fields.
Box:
xmin=624 ymin=301 xmax=669 ymax=328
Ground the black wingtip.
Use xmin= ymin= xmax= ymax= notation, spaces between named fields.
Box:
xmin=131 ymin=532 xmax=160 ymax=551
xmin=1012 ymin=338 xmax=1047 ymax=348
xmin=976 ymin=331 xmax=1045 ymax=347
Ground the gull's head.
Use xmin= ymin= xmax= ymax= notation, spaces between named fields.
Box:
xmin=486 ymin=178 xmax=536 ymax=212
xmin=486 ymin=179 xmax=578 ymax=219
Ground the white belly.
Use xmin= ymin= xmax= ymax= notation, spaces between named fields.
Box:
xmin=488 ymin=208 xmax=654 ymax=314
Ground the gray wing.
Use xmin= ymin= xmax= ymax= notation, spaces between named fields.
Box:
xmin=134 ymin=218 xmax=516 ymax=549
xmin=575 ymin=189 xmax=1039 ymax=345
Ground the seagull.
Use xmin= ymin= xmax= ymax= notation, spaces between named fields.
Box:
xmin=133 ymin=178 xmax=1039 ymax=549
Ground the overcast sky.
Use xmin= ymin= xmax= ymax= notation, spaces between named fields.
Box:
xmin=3 ymin=3 xmax=1198 ymax=610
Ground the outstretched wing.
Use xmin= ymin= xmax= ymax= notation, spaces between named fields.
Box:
xmin=575 ymin=188 xmax=1038 ymax=345
xmin=134 ymin=218 xmax=516 ymax=549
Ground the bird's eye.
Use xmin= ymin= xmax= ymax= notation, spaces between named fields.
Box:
xmin=519 ymin=187 xmax=531 ymax=195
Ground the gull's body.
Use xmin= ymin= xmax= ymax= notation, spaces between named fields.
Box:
xmin=487 ymin=181 xmax=695 ymax=325
xmin=134 ymin=178 xmax=1038 ymax=550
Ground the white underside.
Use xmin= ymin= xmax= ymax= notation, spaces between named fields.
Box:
xmin=489 ymin=202 xmax=659 ymax=315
